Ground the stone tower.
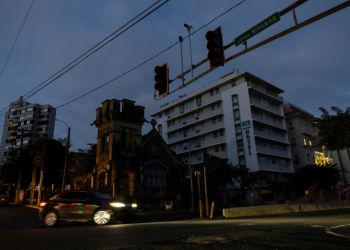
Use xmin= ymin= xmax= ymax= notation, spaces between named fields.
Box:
xmin=94 ymin=99 xmax=145 ymax=198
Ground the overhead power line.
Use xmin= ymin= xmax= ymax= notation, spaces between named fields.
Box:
xmin=56 ymin=0 xmax=247 ymax=109
xmin=0 ymin=0 xmax=35 ymax=81
xmin=0 ymin=0 xmax=166 ymax=117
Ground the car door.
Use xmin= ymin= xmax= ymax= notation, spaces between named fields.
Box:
xmin=52 ymin=192 xmax=78 ymax=218
xmin=71 ymin=192 xmax=96 ymax=219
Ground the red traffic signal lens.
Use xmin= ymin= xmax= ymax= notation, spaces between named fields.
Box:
xmin=206 ymin=31 xmax=217 ymax=41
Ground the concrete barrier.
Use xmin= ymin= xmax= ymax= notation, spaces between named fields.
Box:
xmin=323 ymin=201 xmax=341 ymax=210
xmin=223 ymin=201 xmax=350 ymax=218
xmin=342 ymin=200 xmax=350 ymax=208
xmin=288 ymin=204 xmax=301 ymax=213
xmin=299 ymin=203 xmax=319 ymax=212
xmin=223 ymin=204 xmax=292 ymax=218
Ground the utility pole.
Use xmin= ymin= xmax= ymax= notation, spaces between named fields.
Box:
xmin=30 ymin=156 xmax=39 ymax=205
xmin=62 ymin=127 xmax=70 ymax=191
xmin=203 ymin=150 xmax=209 ymax=217
xmin=15 ymin=129 xmax=29 ymax=204
xmin=37 ymin=154 xmax=44 ymax=207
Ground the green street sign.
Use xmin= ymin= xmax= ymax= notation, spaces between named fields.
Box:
xmin=235 ymin=12 xmax=281 ymax=46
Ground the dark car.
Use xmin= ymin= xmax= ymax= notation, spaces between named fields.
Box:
xmin=38 ymin=190 xmax=137 ymax=227
xmin=0 ymin=194 xmax=10 ymax=206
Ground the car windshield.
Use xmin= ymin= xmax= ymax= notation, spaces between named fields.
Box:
xmin=90 ymin=190 xmax=113 ymax=200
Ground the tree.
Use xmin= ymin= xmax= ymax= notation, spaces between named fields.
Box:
xmin=240 ymin=170 xmax=269 ymax=204
xmin=0 ymin=138 xmax=66 ymax=192
xmin=310 ymin=106 xmax=350 ymax=185
xmin=67 ymin=143 xmax=96 ymax=189
xmin=205 ymin=154 xmax=237 ymax=208
xmin=294 ymin=163 xmax=341 ymax=192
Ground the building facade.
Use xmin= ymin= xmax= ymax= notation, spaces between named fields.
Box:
xmin=283 ymin=102 xmax=333 ymax=171
xmin=93 ymin=99 xmax=185 ymax=203
xmin=0 ymin=96 xmax=56 ymax=165
xmin=152 ymin=72 xmax=294 ymax=184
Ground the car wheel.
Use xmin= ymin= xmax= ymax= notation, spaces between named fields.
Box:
xmin=44 ymin=211 xmax=58 ymax=227
xmin=93 ymin=209 xmax=111 ymax=225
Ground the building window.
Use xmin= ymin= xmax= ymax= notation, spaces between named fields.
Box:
xmin=306 ymin=153 xmax=310 ymax=162
xmin=300 ymin=120 xmax=303 ymax=127
xmin=232 ymin=95 xmax=238 ymax=104
xmin=215 ymin=88 xmax=219 ymax=94
xmin=20 ymin=110 xmax=26 ymax=114
xmin=235 ymin=125 xmax=242 ymax=133
xmin=27 ymin=107 xmax=34 ymax=112
xmin=218 ymin=116 xmax=223 ymax=122
xmin=234 ymin=110 xmax=240 ymax=118
xmin=213 ymin=132 xmax=218 ymax=138
xmin=303 ymin=137 xmax=307 ymax=145
xmin=144 ymin=163 xmax=167 ymax=188
xmin=216 ymin=103 xmax=221 ymax=108
xmin=158 ymin=125 xmax=162 ymax=135
xmin=211 ymin=105 xmax=216 ymax=111
xmin=185 ymin=100 xmax=194 ymax=109
xmin=210 ymin=90 xmax=214 ymax=96
xmin=221 ymin=145 xmax=226 ymax=151
xmin=39 ymin=108 xmax=49 ymax=113
xmin=196 ymin=96 xmax=202 ymax=105
xmin=212 ymin=118 xmax=217 ymax=124
xmin=291 ymin=138 xmax=296 ymax=144
xmin=159 ymin=113 xmax=162 ymax=118
xmin=231 ymin=81 xmax=236 ymax=87
xmin=239 ymin=156 xmax=245 ymax=164
xmin=215 ymin=146 xmax=219 ymax=152
xmin=219 ymin=130 xmax=224 ymax=136
xmin=179 ymin=103 xmax=185 ymax=112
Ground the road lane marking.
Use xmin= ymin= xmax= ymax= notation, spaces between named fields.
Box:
xmin=325 ymin=224 xmax=350 ymax=239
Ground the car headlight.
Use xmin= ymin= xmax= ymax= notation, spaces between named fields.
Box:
xmin=110 ymin=202 xmax=126 ymax=208
xmin=132 ymin=203 xmax=137 ymax=208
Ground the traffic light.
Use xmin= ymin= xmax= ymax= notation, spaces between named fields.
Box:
xmin=206 ymin=26 xmax=225 ymax=69
xmin=154 ymin=63 xmax=169 ymax=97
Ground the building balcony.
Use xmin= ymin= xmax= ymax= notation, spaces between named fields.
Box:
xmin=254 ymin=129 xmax=288 ymax=144
xmin=252 ymin=114 xmax=286 ymax=131
xmin=258 ymin=162 xmax=294 ymax=173
xmin=300 ymin=127 xmax=315 ymax=136
xmin=256 ymin=146 xmax=290 ymax=158
xmin=247 ymin=81 xmax=284 ymax=102
xmin=10 ymin=123 xmax=18 ymax=127
xmin=250 ymin=102 xmax=283 ymax=117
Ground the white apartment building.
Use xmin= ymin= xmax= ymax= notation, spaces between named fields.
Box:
xmin=152 ymin=71 xmax=293 ymax=182
xmin=283 ymin=103 xmax=333 ymax=171
xmin=0 ymin=96 xmax=56 ymax=165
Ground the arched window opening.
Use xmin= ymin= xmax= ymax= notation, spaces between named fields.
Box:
xmin=127 ymin=131 xmax=134 ymax=150
xmin=99 ymin=172 xmax=106 ymax=188
xmin=121 ymin=130 xmax=126 ymax=150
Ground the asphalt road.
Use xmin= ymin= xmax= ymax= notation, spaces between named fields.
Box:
xmin=1 ymin=205 xmax=350 ymax=249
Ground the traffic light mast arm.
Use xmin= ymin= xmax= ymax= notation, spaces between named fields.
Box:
xmin=155 ymin=0 xmax=350 ymax=101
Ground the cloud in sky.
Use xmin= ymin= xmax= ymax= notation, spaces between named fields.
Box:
xmin=0 ymin=0 xmax=349 ymax=151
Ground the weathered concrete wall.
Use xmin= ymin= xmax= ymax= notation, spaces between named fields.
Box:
xmin=223 ymin=201 xmax=350 ymax=218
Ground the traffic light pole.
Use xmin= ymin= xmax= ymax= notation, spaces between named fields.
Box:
xmin=154 ymin=0 xmax=350 ymax=101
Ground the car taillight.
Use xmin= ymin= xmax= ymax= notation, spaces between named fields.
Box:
xmin=39 ymin=202 xmax=47 ymax=207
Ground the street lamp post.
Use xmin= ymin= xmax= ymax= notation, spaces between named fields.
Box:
xmin=56 ymin=119 xmax=70 ymax=191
